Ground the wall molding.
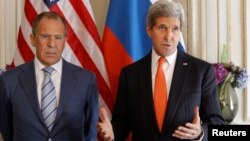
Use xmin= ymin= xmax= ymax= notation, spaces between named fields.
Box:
xmin=0 ymin=0 xmax=5 ymax=68
xmin=187 ymin=0 xmax=198 ymax=57
xmin=217 ymin=0 xmax=229 ymax=62
xmin=243 ymin=0 xmax=250 ymax=121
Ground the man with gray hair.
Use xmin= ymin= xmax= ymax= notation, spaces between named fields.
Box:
xmin=98 ymin=0 xmax=224 ymax=140
xmin=0 ymin=11 xmax=99 ymax=141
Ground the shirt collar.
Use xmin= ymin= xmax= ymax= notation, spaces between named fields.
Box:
xmin=151 ymin=48 xmax=178 ymax=67
xmin=34 ymin=57 xmax=63 ymax=74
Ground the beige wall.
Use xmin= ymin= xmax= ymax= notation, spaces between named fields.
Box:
xmin=90 ymin=0 xmax=109 ymax=38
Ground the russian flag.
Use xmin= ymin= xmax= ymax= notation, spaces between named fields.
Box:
xmin=102 ymin=0 xmax=185 ymax=112
xmin=103 ymin=0 xmax=152 ymax=99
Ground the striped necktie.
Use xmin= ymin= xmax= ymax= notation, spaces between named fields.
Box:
xmin=41 ymin=67 xmax=57 ymax=131
xmin=154 ymin=57 xmax=167 ymax=131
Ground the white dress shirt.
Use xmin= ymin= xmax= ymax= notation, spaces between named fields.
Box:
xmin=151 ymin=48 xmax=177 ymax=97
xmin=34 ymin=57 xmax=62 ymax=108
xmin=151 ymin=49 xmax=204 ymax=141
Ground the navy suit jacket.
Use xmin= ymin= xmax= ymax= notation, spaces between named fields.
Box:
xmin=112 ymin=45 xmax=224 ymax=141
xmin=0 ymin=59 xmax=99 ymax=141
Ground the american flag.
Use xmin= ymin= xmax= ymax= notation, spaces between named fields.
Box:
xmin=9 ymin=0 xmax=113 ymax=119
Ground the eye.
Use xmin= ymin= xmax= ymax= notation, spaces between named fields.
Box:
xmin=55 ymin=35 xmax=64 ymax=40
xmin=40 ymin=34 xmax=50 ymax=39
xmin=171 ymin=27 xmax=180 ymax=33
xmin=158 ymin=25 xmax=167 ymax=32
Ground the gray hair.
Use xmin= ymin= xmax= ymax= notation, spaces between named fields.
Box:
xmin=31 ymin=11 xmax=67 ymax=36
xmin=147 ymin=0 xmax=185 ymax=30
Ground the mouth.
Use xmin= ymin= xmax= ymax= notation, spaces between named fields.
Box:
xmin=45 ymin=52 xmax=57 ymax=56
xmin=162 ymin=43 xmax=172 ymax=48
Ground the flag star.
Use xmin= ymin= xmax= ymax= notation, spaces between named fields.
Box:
xmin=50 ymin=0 xmax=55 ymax=2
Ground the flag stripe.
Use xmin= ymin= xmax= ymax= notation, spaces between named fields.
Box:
xmin=62 ymin=43 xmax=82 ymax=66
xmin=30 ymin=0 xmax=49 ymax=13
xmin=57 ymin=0 xmax=110 ymax=86
xmin=103 ymin=26 xmax=133 ymax=96
xmin=20 ymin=15 xmax=35 ymax=53
xmin=49 ymin=3 xmax=114 ymax=111
xmin=25 ymin=0 xmax=38 ymax=24
xmin=106 ymin=0 xmax=152 ymax=61
xmin=103 ymin=0 xmax=152 ymax=99
xmin=17 ymin=31 xmax=34 ymax=62
xmin=69 ymin=0 xmax=102 ymax=49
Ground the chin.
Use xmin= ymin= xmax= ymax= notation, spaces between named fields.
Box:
xmin=44 ymin=59 xmax=59 ymax=66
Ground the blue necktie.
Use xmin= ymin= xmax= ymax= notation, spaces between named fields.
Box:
xmin=41 ymin=67 xmax=57 ymax=131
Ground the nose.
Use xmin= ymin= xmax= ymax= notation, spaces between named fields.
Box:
xmin=163 ymin=29 xmax=173 ymax=40
xmin=47 ymin=37 xmax=56 ymax=48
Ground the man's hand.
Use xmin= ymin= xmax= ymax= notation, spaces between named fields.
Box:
xmin=98 ymin=107 xmax=114 ymax=141
xmin=172 ymin=106 xmax=202 ymax=140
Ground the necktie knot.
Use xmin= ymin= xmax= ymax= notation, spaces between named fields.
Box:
xmin=158 ymin=57 xmax=166 ymax=68
xmin=43 ymin=67 xmax=54 ymax=76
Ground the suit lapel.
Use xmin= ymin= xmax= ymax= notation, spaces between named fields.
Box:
xmin=19 ymin=61 xmax=46 ymax=126
xmin=139 ymin=52 xmax=160 ymax=133
xmin=54 ymin=60 xmax=76 ymax=125
xmin=162 ymin=48 xmax=191 ymax=133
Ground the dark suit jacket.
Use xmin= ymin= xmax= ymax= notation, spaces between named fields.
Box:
xmin=0 ymin=59 xmax=99 ymax=141
xmin=112 ymin=45 xmax=224 ymax=141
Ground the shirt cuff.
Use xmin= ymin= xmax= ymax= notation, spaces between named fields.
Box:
xmin=193 ymin=126 xmax=204 ymax=141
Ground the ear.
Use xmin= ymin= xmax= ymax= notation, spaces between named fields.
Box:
xmin=146 ymin=26 xmax=152 ymax=37
xmin=64 ymin=36 xmax=68 ymax=42
xmin=30 ymin=34 xmax=36 ymax=47
xmin=62 ymin=36 xmax=68 ymax=49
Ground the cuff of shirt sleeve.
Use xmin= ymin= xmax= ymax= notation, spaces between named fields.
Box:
xmin=193 ymin=126 xmax=204 ymax=141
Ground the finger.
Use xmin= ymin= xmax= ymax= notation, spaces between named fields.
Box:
xmin=183 ymin=123 xmax=202 ymax=139
xmin=192 ymin=106 xmax=200 ymax=124
xmin=178 ymin=126 xmax=196 ymax=134
xmin=100 ymin=107 xmax=108 ymax=121
xmin=173 ymin=128 xmax=193 ymax=139
xmin=172 ymin=133 xmax=185 ymax=139
xmin=173 ymin=132 xmax=194 ymax=140
xmin=103 ymin=134 xmax=112 ymax=139
xmin=103 ymin=130 xmax=113 ymax=141
xmin=185 ymin=123 xmax=200 ymax=131
xmin=97 ymin=121 xmax=106 ymax=130
xmin=97 ymin=123 xmax=102 ymax=131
